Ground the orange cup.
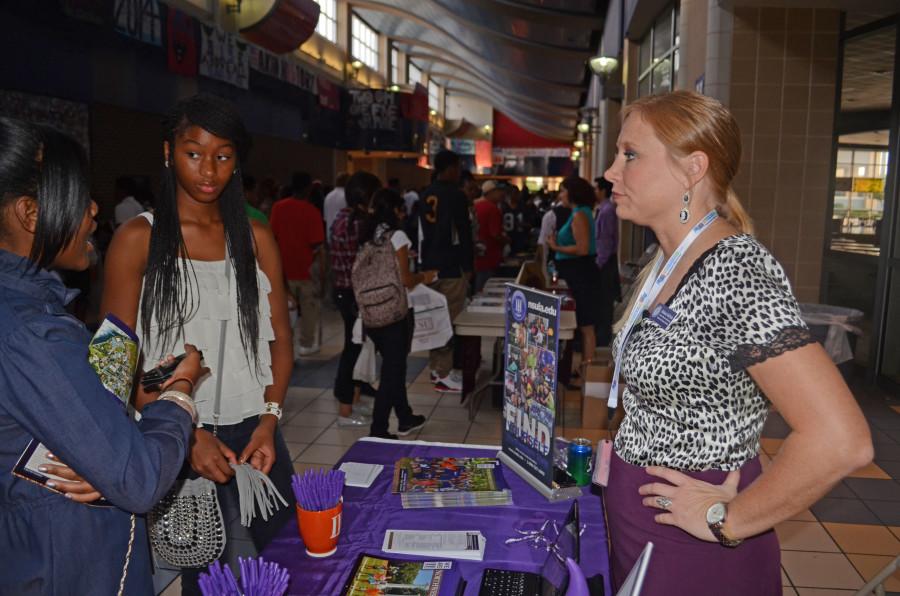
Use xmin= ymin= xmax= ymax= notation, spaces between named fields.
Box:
xmin=296 ymin=499 xmax=343 ymax=558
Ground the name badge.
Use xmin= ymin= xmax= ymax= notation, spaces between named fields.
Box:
xmin=649 ymin=304 xmax=679 ymax=330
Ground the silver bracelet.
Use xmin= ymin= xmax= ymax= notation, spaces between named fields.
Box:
xmin=158 ymin=390 xmax=198 ymax=426
xmin=260 ymin=401 xmax=283 ymax=420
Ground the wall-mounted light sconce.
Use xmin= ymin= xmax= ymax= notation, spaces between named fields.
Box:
xmin=571 ymin=150 xmax=581 ymax=160
xmin=389 ymin=84 xmax=400 ymax=92
xmin=588 ymin=55 xmax=618 ymax=76
xmin=483 ymin=124 xmax=492 ymax=133
xmin=570 ymin=154 xmax=579 ymax=162
xmin=573 ymin=139 xmax=585 ymax=149
xmin=577 ymin=122 xmax=590 ymax=134
xmin=429 ymin=109 xmax=437 ymax=116
xmin=348 ymin=59 xmax=363 ymax=81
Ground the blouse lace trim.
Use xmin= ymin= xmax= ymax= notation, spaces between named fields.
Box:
xmin=728 ymin=326 xmax=815 ymax=372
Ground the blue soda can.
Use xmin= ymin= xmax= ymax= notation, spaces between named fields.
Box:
xmin=567 ymin=438 xmax=593 ymax=486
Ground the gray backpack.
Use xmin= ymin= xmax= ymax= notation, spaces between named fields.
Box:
xmin=351 ymin=230 xmax=408 ymax=328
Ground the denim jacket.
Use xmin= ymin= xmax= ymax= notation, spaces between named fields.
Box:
xmin=0 ymin=250 xmax=192 ymax=595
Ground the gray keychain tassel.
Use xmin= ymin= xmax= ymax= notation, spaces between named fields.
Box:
xmin=231 ymin=463 xmax=289 ymax=527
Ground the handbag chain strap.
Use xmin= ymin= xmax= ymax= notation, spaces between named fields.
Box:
xmin=212 ymin=250 xmax=231 ymax=436
xmin=116 ymin=513 xmax=137 ymax=596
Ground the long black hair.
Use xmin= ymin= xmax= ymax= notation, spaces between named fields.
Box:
xmin=359 ymin=188 xmax=405 ymax=245
xmin=140 ymin=94 xmax=261 ymax=368
xmin=0 ymin=117 xmax=91 ymax=270
xmin=344 ymin=170 xmax=381 ymax=225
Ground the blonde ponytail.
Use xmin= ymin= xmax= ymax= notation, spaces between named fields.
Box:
xmin=612 ymin=250 xmax=662 ymax=335
xmin=720 ymin=187 xmax=754 ymax=235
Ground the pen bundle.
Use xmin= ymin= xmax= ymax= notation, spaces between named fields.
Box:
xmin=291 ymin=469 xmax=345 ymax=511
xmin=198 ymin=557 xmax=290 ymax=596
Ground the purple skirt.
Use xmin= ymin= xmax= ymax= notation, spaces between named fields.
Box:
xmin=605 ymin=451 xmax=780 ymax=596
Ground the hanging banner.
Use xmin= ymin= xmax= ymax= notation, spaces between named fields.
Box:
xmin=492 ymin=147 xmax=571 ymax=158
xmin=450 ymin=139 xmax=476 ymax=155
xmin=282 ymin=60 xmax=318 ymax=94
xmin=347 ymin=89 xmax=399 ymax=131
xmin=317 ymin=77 xmax=341 ymax=111
xmin=166 ymin=6 xmax=198 ymax=76
xmin=249 ymin=45 xmax=282 ymax=79
xmin=113 ymin=0 xmax=163 ymax=46
xmin=60 ymin=0 xmax=110 ymax=25
xmin=199 ymin=24 xmax=249 ymax=89
xmin=248 ymin=46 xmax=317 ymax=93
xmin=501 ymin=284 xmax=560 ymax=488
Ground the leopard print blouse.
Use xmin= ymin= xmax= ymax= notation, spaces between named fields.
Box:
xmin=611 ymin=234 xmax=814 ymax=471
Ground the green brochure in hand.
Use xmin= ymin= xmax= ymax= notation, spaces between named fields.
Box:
xmin=13 ymin=315 xmax=140 ymax=500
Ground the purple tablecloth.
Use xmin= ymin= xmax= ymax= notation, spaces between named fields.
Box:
xmin=261 ymin=438 xmax=612 ymax=595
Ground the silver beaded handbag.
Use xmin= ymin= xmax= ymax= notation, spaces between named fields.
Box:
xmin=147 ymin=258 xmax=231 ymax=568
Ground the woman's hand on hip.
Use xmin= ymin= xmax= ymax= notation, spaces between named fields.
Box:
xmin=239 ymin=416 xmax=277 ymax=474
xmin=639 ymin=466 xmax=741 ymax=542
xmin=189 ymin=428 xmax=238 ymax=483
xmin=40 ymin=452 xmax=103 ymax=503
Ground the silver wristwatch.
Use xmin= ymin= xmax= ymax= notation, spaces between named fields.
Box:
xmin=706 ymin=502 xmax=743 ymax=547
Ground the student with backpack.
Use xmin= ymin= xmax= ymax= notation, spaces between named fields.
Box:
xmin=353 ymin=189 xmax=437 ymax=439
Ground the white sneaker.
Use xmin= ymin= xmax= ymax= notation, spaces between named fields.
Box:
xmin=337 ymin=413 xmax=370 ymax=427
xmin=297 ymin=343 xmax=320 ymax=356
xmin=354 ymin=400 xmax=373 ymax=416
xmin=434 ymin=371 xmax=462 ymax=393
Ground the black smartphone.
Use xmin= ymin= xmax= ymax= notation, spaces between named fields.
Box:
xmin=140 ymin=353 xmax=188 ymax=392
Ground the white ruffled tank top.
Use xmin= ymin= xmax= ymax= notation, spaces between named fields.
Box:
xmin=135 ymin=212 xmax=275 ymax=426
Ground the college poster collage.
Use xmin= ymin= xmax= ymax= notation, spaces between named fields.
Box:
xmin=502 ymin=287 xmax=561 ymax=486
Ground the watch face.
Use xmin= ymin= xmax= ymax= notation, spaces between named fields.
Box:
xmin=707 ymin=502 xmax=726 ymax=525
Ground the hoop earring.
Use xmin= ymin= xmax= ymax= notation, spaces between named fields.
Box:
xmin=164 ymin=159 xmax=170 ymax=168
xmin=679 ymin=190 xmax=691 ymax=224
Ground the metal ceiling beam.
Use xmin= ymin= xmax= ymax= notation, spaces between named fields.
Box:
xmin=391 ymin=35 xmax=586 ymax=91
xmin=351 ymin=0 xmax=596 ymax=56
xmin=405 ymin=51 xmax=578 ymax=111
xmin=445 ymin=88 xmax=574 ymax=140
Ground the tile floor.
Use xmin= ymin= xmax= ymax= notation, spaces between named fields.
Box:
xmin=162 ymin=305 xmax=900 ymax=595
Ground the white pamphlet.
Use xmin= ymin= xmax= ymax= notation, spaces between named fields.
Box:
xmin=338 ymin=462 xmax=384 ymax=488
xmin=382 ymin=529 xmax=486 ymax=561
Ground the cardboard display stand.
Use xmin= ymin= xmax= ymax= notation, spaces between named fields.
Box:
xmin=498 ymin=284 xmax=580 ymax=501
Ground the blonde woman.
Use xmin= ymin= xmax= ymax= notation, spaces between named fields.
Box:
xmin=603 ymin=91 xmax=872 ymax=594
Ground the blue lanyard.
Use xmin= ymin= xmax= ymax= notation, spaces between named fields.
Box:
xmin=609 ymin=210 xmax=719 ymax=410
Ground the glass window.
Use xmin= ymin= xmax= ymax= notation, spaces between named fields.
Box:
xmin=390 ymin=45 xmax=400 ymax=84
xmin=351 ymin=13 xmax=379 ymax=70
xmin=829 ymin=139 xmax=889 ymax=256
xmin=314 ymin=0 xmax=337 ymax=43
xmin=408 ymin=61 xmax=423 ymax=86
xmin=637 ymin=3 xmax=679 ymax=97
xmin=428 ymin=80 xmax=440 ymax=112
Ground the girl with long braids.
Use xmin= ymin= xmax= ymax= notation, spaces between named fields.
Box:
xmin=101 ymin=94 xmax=295 ymax=593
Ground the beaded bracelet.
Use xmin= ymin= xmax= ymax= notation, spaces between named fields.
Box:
xmin=260 ymin=401 xmax=283 ymax=420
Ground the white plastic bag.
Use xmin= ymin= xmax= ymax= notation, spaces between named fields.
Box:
xmin=353 ymin=337 xmax=379 ymax=385
xmin=408 ymin=284 xmax=454 ymax=353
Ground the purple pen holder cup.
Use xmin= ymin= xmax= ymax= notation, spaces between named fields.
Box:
xmin=296 ymin=499 xmax=343 ymax=558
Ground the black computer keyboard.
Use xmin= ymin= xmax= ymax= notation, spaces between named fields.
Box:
xmin=479 ymin=568 xmax=541 ymax=596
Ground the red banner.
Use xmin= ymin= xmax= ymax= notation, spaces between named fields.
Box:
xmin=166 ymin=7 xmax=198 ymax=76
xmin=400 ymin=83 xmax=429 ymax=122
xmin=318 ymin=78 xmax=341 ymax=111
